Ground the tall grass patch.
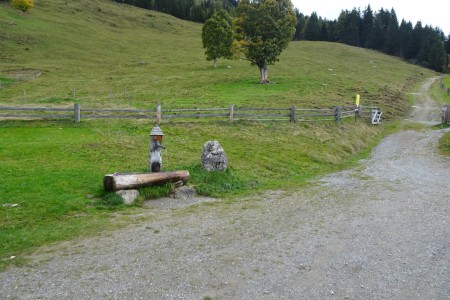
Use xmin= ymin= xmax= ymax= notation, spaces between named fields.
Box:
xmin=439 ymin=130 xmax=450 ymax=156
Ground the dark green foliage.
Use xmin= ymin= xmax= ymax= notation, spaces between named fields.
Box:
xmin=115 ymin=0 xmax=238 ymax=22
xmin=202 ymin=9 xmax=233 ymax=67
xmin=303 ymin=12 xmax=321 ymax=41
xmin=293 ymin=9 xmax=306 ymax=41
xmin=446 ymin=35 xmax=450 ymax=54
xmin=336 ymin=8 xmax=361 ymax=46
xmin=299 ymin=6 xmax=447 ymax=73
xmin=233 ymin=0 xmax=297 ymax=82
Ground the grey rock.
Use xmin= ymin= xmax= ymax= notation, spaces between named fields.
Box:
xmin=172 ymin=186 xmax=196 ymax=200
xmin=201 ymin=141 xmax=227 ymax=171
xmin=116 ymin=189 xmax=139 ymax=205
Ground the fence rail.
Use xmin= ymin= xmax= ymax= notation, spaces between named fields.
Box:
xmin=0 ymin=103 xmax=379 ymax=126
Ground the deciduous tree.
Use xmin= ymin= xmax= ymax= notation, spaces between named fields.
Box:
xmin=11 ymin=0 xmax=33 ymax=13
xmin=233 ymin=0 xmax=296 ymax=83
xmin=202 ymin=9 xmax=233 ymax=68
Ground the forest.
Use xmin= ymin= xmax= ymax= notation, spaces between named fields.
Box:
xmin=115 ymin=0 xmax=449 ymax=72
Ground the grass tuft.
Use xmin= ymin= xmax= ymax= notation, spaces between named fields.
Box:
xmin=139 ymin=183 xmax=175 ymax=200
xmin=187 ymin=164 xmax=259 ymax=197
xmin=438 ymin=128 xmax=450 ymax=156
xmin=100 ymin=192 xmax=124 ymax=207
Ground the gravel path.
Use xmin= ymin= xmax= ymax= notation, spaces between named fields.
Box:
xmin=1 ymin=78 xmax=449 ymax=299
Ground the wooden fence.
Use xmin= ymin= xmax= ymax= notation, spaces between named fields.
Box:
xmin=439 ymin=76 xmax=450 ymax=124
xmin=440 ymin=76 xmax=450 ymax=96
xmin=0 ymin=103 xmax=379 ymax=125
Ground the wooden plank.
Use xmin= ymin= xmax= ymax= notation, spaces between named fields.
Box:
xmin=162 ymin=108 xmax=228 ymax=112
xmin=297 ymin=113 xmax=335 ymax=117
xmin=163 ymin=113 xmax=229 ymax=119
xmin=82 ymin=115 xmax=153 ymax=119
xmin=235 ymin=108 xmax=289 ymax=111
xmin=0 ymin=107 xmax=72 ymax=112
xmin=82 ymin=108 xmax=153 ymax=113
xmin=234 ymin=113 xmax=290 ymax=118
xmin=0 ymin=113 xmax=72 ymax=118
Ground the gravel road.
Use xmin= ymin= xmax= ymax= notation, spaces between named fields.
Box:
xmin=1 ymin=77 xmax=449 ymax=299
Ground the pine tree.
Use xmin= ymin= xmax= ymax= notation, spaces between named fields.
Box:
xmin=398 ymin=20 xmax=414 ymax=59
xmin=361 ymin=5 xmax=374 ymax=48
xmin=384 ymin=9 xmax=399 ymax=55
xmin=303 ymin=12 xmax=321 ymax=41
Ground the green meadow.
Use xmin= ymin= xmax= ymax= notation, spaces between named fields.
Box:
xmin=0 ymin=0 xmax=446 ymax=269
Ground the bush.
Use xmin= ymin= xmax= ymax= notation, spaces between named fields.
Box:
xmin=11 ymin=0 xmax=33 ymax=12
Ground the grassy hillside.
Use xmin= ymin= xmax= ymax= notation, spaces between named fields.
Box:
xmin=0 ymin=0 xmax=441 ymax=268
xmin=0 ymin=0 xmax=436 ymax=110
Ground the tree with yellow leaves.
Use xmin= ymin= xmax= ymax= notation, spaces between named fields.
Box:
xmin=11 ymin=0 xmax=34 ymax=13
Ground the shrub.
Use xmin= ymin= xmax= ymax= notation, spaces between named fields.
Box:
xmin=11 ymin=0 xmax=33 ymax=13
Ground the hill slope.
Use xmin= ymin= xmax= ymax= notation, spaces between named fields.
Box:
xmin=0 ymin=0 xmax=436 ymax=112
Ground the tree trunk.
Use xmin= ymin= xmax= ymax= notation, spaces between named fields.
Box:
xmin=104 ymin=171 xmax=190 ymax=192
xmin=213 ymin=57 xmax=218 ymax=69
xmin=259 ymin=64 xmax=269 ymax=84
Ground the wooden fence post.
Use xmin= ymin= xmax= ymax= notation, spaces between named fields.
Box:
xmin=74 ymin=103 xmax=80 ymax=122
xmin=336 ymin=106 xmax=342 ymax=128
xmin=290 ymin=106 xmax=296 ymax=122
xmin=156 ymin=103 xmax=161 ymax=125
xmin=229 ymin=104 xmax=235 ymax=122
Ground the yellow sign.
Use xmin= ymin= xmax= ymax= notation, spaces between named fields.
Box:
xmin=356 ymin=94 xmax=360 ymax=106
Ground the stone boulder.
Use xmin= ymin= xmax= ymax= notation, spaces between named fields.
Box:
xmin=201 ymin=141 xmax=228 ymax=171
xmin=116 ymin=189 xmax=139 ymax=205
xmin=172 ymin=185 xmax=196 ymax=200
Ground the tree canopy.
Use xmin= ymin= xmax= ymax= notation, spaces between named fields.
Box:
xmin=117 ymin=0 xmax=448 ymax=73
xmin=295 ymin=6 xmax=449 ymax=72
xmin=202 ymin=9 xmax=233 ymax=68
xmin=233 ymin=0 xmax=297 ymax=83
xmin=11 ymin=0 xmax=33 ymax=12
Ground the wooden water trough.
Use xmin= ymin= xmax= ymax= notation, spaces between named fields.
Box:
xmin=104 ymin=171 xmax=189 ymax=192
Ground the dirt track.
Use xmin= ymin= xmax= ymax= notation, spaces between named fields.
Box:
xmin=1 ymin=78 xmax=449 ymax=299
